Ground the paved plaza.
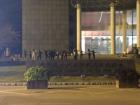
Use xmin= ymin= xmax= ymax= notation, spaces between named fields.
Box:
xmin=0 ymin=86 xmax=139 ymax=105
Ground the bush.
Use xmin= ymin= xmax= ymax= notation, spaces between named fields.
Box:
xmin=24 ymin=66 xmax=48 ymax=81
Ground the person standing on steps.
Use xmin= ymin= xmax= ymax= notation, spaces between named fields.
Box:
xmin=73 ymin=48 xmax=78 ymax=60
xmin=80 ymin=50 xmax=83 ymax=59
xmin=92 ymin=49 xmax=95 ymax=60
xmin=88 ymin=49 xmax=91 ymax=60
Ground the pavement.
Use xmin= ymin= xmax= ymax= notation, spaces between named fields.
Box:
xmin=0 ymin=86 xmax=139 ymax=105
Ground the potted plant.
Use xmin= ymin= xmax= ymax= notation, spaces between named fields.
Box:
xmin=116 ymin=69 xmax=139 ymax=88
xmin=24 ymin=66 xmax=48 ymax=89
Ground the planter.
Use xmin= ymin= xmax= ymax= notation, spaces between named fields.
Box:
xmin=116 ymin=76 xmax=139 ymax=88
xmin=116 ymin=80 xmax=139 ymax=88
xmin=27 ymin=80 xmax=48 ymax=89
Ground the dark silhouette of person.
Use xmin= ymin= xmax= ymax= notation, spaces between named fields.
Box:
xmin=88 ymin=49 xmax=91 ymax=60
xmin=38 ymin=50 xmax=42 ymax=60
xmin=60 ymin=51 xmax=63 ymax=60
xmin=51 ymin=50 xmax=55 ymax=60
xmin=24 ymin=50 xmax=27 ymax=59
xmin=63 ymin=50 xmax=67 ymax=60
xmin=56 ymin=51 xmax=59 ymax=60
xmin=29 ymin=50 xmax=32 ymax=59
xmin=92 ymin=50 xmax=95 ymax=59
xmin=48 ymin=51 xmax=52 ymax=60
xmin=134 ymin=47 xmax=139 ymax=55
xmin=73 ymin=48 xmax=78 ymax=60
xmin=80 ymin=51 xmax=83 ymax=59
xmin=44 ymin=50 xmax=48 ymax=60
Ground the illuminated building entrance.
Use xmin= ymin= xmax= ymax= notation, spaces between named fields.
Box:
xmin=81 ymin=11 xmax=137 ymax=54
xmin=73 ymin=0 xmax=139 ymax=55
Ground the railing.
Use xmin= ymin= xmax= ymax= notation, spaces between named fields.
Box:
xmin=0 ymin=81 xmax=116 ymax=86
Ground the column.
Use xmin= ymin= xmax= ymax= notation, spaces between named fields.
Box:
xmin=137 ymin=0 xmax=140 ymax=48
xmin=110 ymin=3 xmax=116 ymax=55
xmin=122 ymin=10 xmax=127 ymax=53
xmin=76 ymin=3 xmax=81 ymax=53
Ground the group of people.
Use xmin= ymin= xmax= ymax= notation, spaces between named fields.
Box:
xmin=23 ymin=49 xmax=68 ymax=61
xmin=87 ymin=49 xmax=95 ymax=60
xmin=73 ymin=49 xmax=95 ymax=60
xmin=23 ymin=48 xmax=96 ymax=61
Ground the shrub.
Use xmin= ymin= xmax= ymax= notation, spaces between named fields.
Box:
xmin=24 ymin=66 xmax=48 ymax=81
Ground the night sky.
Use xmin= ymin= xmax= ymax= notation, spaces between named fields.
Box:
xmin=0 ymin=0 xmax=22 ymax=53
xmin=0 ymin=0 xmax=21 ymax=32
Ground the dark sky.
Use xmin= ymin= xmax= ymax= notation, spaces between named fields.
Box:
xmin=0 ymin=0 xmax=21 ymax=32
xmin=0 ymin=0 xmax=21 ymax=53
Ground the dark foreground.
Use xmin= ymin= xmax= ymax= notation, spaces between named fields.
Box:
xmin=0 ymin=86 xmax=140 ymax=105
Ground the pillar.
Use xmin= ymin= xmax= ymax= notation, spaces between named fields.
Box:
xmin=76 ymin=3 xmax=81 ymax=53
xmin=110 ymin=3 xmax=116 ymax=55
xmin=122 ymin=10 xmax=127 ymax=53
xmin=137 ymin=0 xmax=140 ymax=48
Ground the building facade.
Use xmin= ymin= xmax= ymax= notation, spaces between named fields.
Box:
xmin=22 ymin=0 xmax=75 ymax=51
xmin=22 ymin=0 xmax=139 ymax=55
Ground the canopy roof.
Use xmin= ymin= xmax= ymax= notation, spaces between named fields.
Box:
xmin=80 ymin=0 xmax=136 ymax=11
